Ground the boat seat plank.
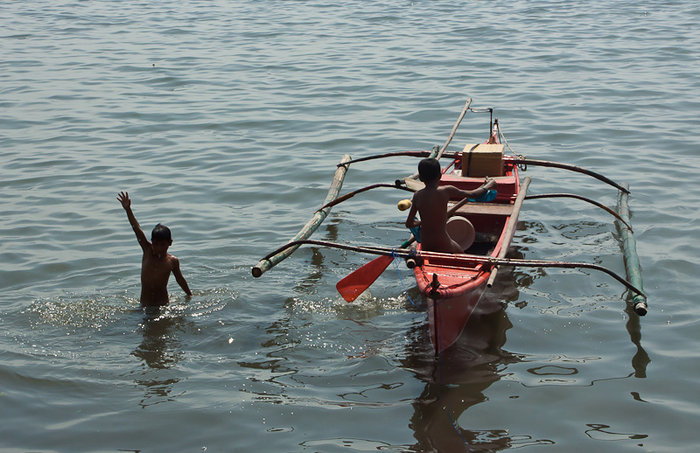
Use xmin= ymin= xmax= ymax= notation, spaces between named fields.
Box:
xmin=448 ymin=202 xmax=514 ymax=216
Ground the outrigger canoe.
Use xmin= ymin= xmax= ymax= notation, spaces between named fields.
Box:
xmin=409 ymin=125 xmax=525 ymax=353
xmin=252 ymin=98 xmax=647 ymax=356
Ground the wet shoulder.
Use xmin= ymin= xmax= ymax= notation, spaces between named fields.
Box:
xmin=167 ymin=254 xmax=180 ymax=269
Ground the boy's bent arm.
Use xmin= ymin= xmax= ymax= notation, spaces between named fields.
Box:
xmin=405 ymin=200 xmax=419 ymax=228
xmin=448 ymin=178 xmax=496 ymax=200
xmin=172 ymin=258 xmax=192 ymax=296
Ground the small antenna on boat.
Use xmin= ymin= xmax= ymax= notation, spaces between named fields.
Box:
xmin=469 ymin=107 xmax=494 ymax=137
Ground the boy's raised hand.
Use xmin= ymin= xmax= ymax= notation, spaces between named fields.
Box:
xmin=483 ymin=177 xmax=497 ymax=190
xmin=117 ymin=191 xmax=131 ymax=209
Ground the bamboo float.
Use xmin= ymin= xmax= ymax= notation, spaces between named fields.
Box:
xmin=251 ymin=154 xmax=352 ymax=278
xmin=616 ymin=185 xmax=648 ymax=316
xmin=486 ymin=177 xmax=530 ymax=287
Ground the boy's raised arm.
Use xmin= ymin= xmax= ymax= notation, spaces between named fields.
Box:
xmin=449 ymin=177 xmax=496 ymax=199
xmin=117 ymin=191 xmax=149 ymax=251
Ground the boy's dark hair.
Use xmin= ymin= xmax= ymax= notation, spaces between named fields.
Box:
xmin=418 ymin=158 xmax=442 ymax=182
xmin=151 ymin=223 xmax=172 ymax=242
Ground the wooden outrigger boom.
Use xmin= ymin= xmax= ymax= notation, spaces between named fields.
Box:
xmin=256 ymin=238 xmax=645 ymax=298
xmin=486 ymin=177 xmax=530 ymax=287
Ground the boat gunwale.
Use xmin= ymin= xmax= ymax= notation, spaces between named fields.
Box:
xmin=413 ymin=160 xmax=522 ymax=299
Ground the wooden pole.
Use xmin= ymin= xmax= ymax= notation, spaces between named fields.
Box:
xmin=616 ymin=185 xmax=648 ymax=315
xmin=435 ymin=97 xmax=472 ymax=161
xmin=403 ymin=97 xmax=472 ymax=188
xmin=487 ymin=177 xmax=530 ymax=287
xmin=252 ymin=154 xmax=352 ymax=277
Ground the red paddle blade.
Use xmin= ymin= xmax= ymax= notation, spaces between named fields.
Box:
xmin=336 ymin=254 xmax=394 ymax=302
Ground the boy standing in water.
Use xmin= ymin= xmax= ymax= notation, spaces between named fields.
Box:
xmin=117 ymin=191 xmax=192 ymax=306
xmin=405 ymin=158 xmax=496 ymax=253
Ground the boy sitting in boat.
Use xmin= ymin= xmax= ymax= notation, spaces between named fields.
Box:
xmin=405 ymin=158 xmax=496 ymax=254
xmin=117 ymin=191 xmax=192 ymax=306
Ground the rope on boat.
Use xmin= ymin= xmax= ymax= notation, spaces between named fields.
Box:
xmin=496 ymin=120 xmax=518 ymax=156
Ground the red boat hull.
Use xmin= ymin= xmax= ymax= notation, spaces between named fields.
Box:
xmin=414 ymin=155 xmax=521 ymax=354
xmin=427 ymin=282 xmax=487 ymax=353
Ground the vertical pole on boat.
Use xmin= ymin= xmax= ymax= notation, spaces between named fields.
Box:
xmin=616 ymin=185 xmax=648 ymax=316
xmin=252 ymin=154 xmax=352 ymax=277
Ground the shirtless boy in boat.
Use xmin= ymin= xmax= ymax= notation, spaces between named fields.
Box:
xmin=405 ymin=158 xmax=496 ymax=254
xmin=117 ymin=191 xmax=192 ymax=306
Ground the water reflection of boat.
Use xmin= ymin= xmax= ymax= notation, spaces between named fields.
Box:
xmin=401 ymin=261 xmax=557 ymax=451
xmin=403 ymin=289 xmax=524 ymax=452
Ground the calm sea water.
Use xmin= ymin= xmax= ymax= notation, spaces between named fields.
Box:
xmin=2 ymin=1 xmax=699 ymax=452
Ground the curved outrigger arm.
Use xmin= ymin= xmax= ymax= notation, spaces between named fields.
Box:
xmin=256 ymin=239 xmax=646 ymax=299
xmin=316 ymin=182 xmax=414 ymax=212
xmin=525 ymin=193 xmax=633 ymax=232
xmin=508 ymin=158 xmax=630 ymax=194
xmin=338 ymin=153 xmax=629 ymax=196
xmin=337 ymin=151 xmax=432 ymax=167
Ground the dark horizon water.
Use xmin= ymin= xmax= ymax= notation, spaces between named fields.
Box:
xmin=2 ymin=1 xmax=699 ymax=452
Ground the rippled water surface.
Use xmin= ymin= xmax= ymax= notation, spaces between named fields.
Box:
xmin=2 ymin=1 xmax=700 ymax=452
